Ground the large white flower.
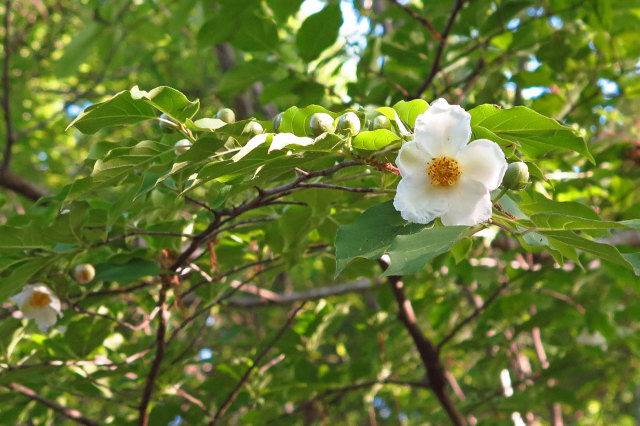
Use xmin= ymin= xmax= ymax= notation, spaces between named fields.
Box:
xmin=393 ymin=98 xmax=508 ymax=226
xmin=11 ymin=284 xmax=63 ymax=331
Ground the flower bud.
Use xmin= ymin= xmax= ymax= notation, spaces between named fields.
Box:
xmin=73 ymin=264 xmax=96 ymax=284
xmin=174 ymin=139 xmax=192 ymax=156
xmin=372 ymin=115 xmax=391 ymax=130
xmin=336 ymin=112 xmax=361 ymax=136
xmin=273 ymin=112 xmax=283 ymax=132
xmin=243 ymin=121 xmax=264 ymax=137
xmin=158 ymin=113 xmax=177 ymax=133
xmin=501 ymin=162 xmax=530 ymax=190
xmin=309 ymin=113 xmax=335 ymax=136
xmin=215 ymin=108 xmax=235 ymax=124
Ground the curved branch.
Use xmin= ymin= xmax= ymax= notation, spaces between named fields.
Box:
xmin=414 ymin=0 xmax=465 ymax=98
xmin=7 ymin=383 xmax=100 ymax=426
xmin=378 ymin=259 xmax=467 ymax=426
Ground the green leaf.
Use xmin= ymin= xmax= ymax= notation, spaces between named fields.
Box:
xmin=392 ymin=99 xmax=429 ymax=128
xmin=232 ymin=12 xmax=279 ymax=52
xmin=64 ymin=316 xmax=113 ymax=357
xmin=469 ymin=105 xmax=594 ymax=163
xmin=352 ymin=130 xmax=400 ymax=150
xmin=334 ymin=202 xmax=422 ymax=276
xmin=385 ymin=226 xmax=467 ymax=276
xmin=66 ymin=90 xmax=156 ymax=134
xmin=542 ymin=230 xmax=640 ymax=275
xmin=66 ymin=140 xmax=174 ymax=202
xmin=94 ymin=258 xmax=166 ymax=284
xmin=130 ymin=86 xmax=200 ymax=122
xmin=296 ymin=4 xmax=343 ymax=62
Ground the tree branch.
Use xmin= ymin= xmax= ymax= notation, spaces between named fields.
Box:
xmin=437 ymin=280 xmax=508 ymax=350
xmin=387 ymin=0 xmax=442 ymax=41
xmin=0 ymin=167 xmax=50 ymax=201
xmin=226 ymin=278 xmax=379 ymax=308
xmin=137 ymin=271 xmax=172 ymax=426
xmin=209 ymin=302 xmax=306 ymax=425
xmin=7 ymin=383 xmax=100 ymax=426
xmin=414 ymin=0 xmax=465 ymax=98
xmin=1 ymin=0 xmax=15 ymax=172
xmin=378 ymin=259 xmax=467 ymax=426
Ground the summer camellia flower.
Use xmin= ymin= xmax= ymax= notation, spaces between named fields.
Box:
xmin=11 ymin=284 xmax=63 ymax=331
xmin=393 ymin=98 xmax=508 ymax=226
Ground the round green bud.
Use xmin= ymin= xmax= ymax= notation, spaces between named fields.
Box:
xmin=336 ymin=112 xmax=361 ymax=136
xmin=501 ymin=162 xmax=530 ymax=190
xmin=243 ymin=121 xmax=264 ymax=137
xmin=73 ymin=263 xmax=95 ymax=284
xmin=215 ymin=108 xmax=236 ymax=124
xmin=273 ymin=112 xmax=283 ymax=132
xmin=174 ymin=139 xmax=192 ymax=156
xmin=308 ymin=113 xmax=335 ymax=136
xmin=372 ymin=115 xmax=391 ymax=130
xmin=158 ymin=113 xmax=177 ymax=133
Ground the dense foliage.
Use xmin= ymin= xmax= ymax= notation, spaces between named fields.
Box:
xmin=1 ymin=0 xmax=640 ymax=425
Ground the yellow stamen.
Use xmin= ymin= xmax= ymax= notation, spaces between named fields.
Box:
xmin=427 ymin=154 xmax=461 ymax=186
xmin=29 ymin=291 xmax=51 ymax=308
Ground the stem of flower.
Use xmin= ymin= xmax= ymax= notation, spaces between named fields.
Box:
xmin=492 ymin=187 xmax=508 ymax=204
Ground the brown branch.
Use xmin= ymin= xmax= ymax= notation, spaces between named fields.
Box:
xmin=1 ymin=0 xmax=15 ymax=172
xmin=387 ymin=0 xmax=442 ymax=41
xmin=209 ymin=302 xmax=306 ymax=425
xmin=0 ymin=169 xmax=50 ymax=200
xmin=414 ymin=0 xmax=465 ymax=98
xmin=171 ymin=161 xmax=361 ymax=271
xmin=137 ymin=273 xmax=172 ymax=426
xmin=7 ymin=383 xmax=100 ymax=426
xmin=378 ymin=259 xmax=467 ymax=426
xmin=226 ymin=278 xmax=379 ymax=308
xmin=437 ymin=280 xmax=508 ymax=350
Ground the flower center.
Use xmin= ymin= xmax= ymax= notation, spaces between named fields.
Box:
xmin=29 ymin=291 xmax=51 ymax=308
xmin=427 ymin=155 xmax=461 ymax=186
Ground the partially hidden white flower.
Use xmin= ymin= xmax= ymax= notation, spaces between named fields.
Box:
xmin=393 ymin=98 xmax=508 ymax=226
xmin=11 ymin=284 xmax=63 ymax=331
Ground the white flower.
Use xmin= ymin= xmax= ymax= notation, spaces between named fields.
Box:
xmin=11 ymin=284 xmax=63 ymax=331
xmin=393 ymin=98 xmax=508 ymax=226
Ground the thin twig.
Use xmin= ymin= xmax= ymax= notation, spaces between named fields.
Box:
xmin=209 ymin=302 xmax=307 ymax=425
xmin=226 ymin=278 xmax=378 ymax=308
xmin=387 ymin=0 xmax=442 ymax=41
xmin=7 ymin=383 xmax=100 ymax=426
xmin=414 ymin=0 xmax=465 ymax=98
xmin=437 ymin=280 xmax=508 ymax=350
xmin=297 ymin=182 xmax=374 ymax=193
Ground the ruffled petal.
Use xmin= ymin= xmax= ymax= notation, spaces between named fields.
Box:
xmin=34 ymin=307 xmax=59 ymax=331
xmin=395 ymin=141 xmax=431 ymax=184
xmin=393 ymin=178 xmax=448 ymax=224
xmin=457 ymin=139 xmax=508 ymax=191
xmin=440 ymin=178 xmax=493 ymax=226
xmin=413 ymin=98 xmax=472 ymax=157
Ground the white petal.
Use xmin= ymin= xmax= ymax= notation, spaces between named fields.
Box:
xmin=10 ymin=287 xmax=32 ymax=308
xmin=268 ymin=133 xmax=314 ymax=153
xmin=413 ymin=98 xmax=472 ymax=157
xmin=440 ymin=178 xmax=493 ymax=226
xmin=34 ymin=307 xmax=59 ymax=331
xmin=393 ymin=178 xmax=448 ymax=224
xmin=395 ymin=141 xmax=431 ymax=183
xmin=457 ymin=139 xmax=508 ymax=191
